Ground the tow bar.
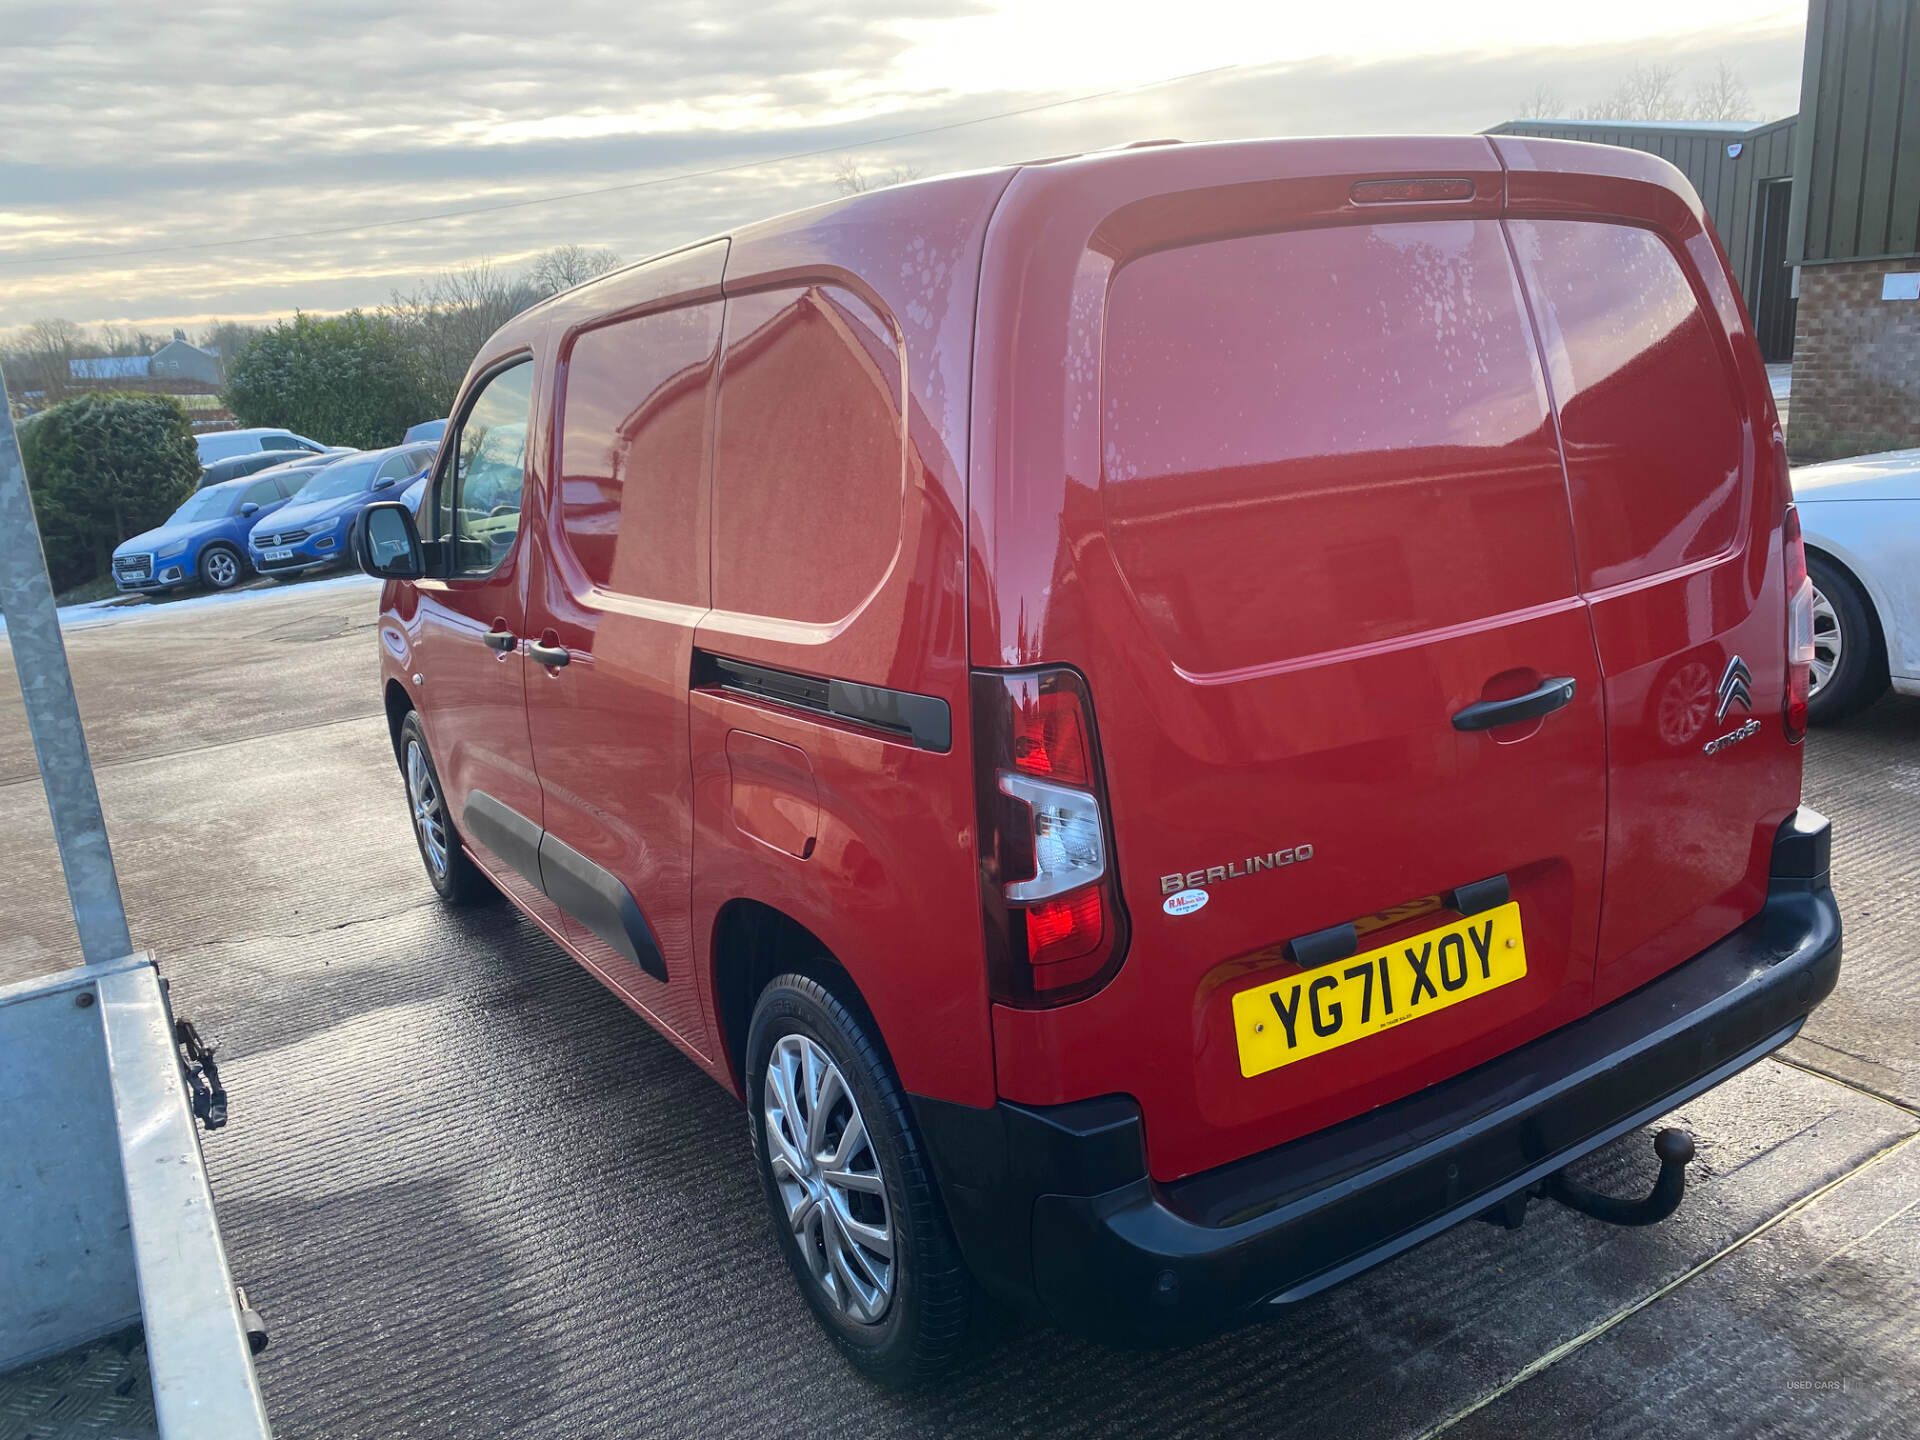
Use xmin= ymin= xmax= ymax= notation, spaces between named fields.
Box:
xmin=1482 ymin=1127 xmax=1697 ymax=1230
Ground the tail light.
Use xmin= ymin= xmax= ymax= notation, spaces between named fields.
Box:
xmin=973 ymin=668 xmax=1128 ymax=1006
xmin=1783 ymin=502 xmax=1812 ymax=743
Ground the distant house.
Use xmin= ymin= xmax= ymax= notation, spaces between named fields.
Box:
xmin=148 ymin=333 xmax=222 ymax=385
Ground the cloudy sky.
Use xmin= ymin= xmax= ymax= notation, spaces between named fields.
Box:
xmin=0 ymin=1 xmax=1807 ymax=336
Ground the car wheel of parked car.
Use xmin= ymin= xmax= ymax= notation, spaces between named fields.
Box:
xmin=398 ymin=711 xmax=491 ymax=904
xmin=200 ymin=544 xmax=245 ymax=591
xmin=747 ymin=973 xmax=977 ymax=1387
xmin=1805 ymin=552 xmax=1887 ymax=724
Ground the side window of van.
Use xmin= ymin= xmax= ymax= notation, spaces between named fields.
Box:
xmin=556 ymin=302 xmax=722 ymax=604
xmin=1507 ymin=221 xmax=1745 ymax=591
xmin=441 ymin=361 xmax=535 ymax=576
xmin=711 ymin=285 xmax=903 ymax=624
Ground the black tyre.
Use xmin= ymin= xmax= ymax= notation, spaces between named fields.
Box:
xmin=396 ymin=711 xmax=491 ymax=904
xmin=747 ymin=972 xmax=978 ymax=1386
xmin=1806 ymin=552 xmax=1887 ymax=725
xmin=199 ymin=543 xmax=245 ymax=591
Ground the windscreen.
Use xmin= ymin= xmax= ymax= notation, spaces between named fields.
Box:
xmin=170 ymin=487 xmax=238 ymax=523
xmin=296 ymin=455 xmax=380 ymax=502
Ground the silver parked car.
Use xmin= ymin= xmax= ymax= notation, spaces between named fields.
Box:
xmin=1791 ymin=448 xmax=1920 ymax=722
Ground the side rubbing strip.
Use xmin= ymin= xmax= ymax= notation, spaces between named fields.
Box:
xmin=463 ymin=791 xmax=545 ymax=892
xmin=693 ymin=650 xmax=952 ymax=752
xmin=537 ymin=833 xmax=668 ymax=983
xmin=826 ymin=679 xmax=952 ymax=753
xmin=464 ymin=792 xmax=668 ymax=983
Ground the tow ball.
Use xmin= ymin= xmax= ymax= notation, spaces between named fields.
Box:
xmin=1482 ymin=1128 xmax=1697 ymax=1230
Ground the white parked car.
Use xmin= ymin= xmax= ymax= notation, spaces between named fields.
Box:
xmin=1791 ymin=448 xmax=1920 ymax=722
xmin=194 ymin=428 xmax=332 ymax=465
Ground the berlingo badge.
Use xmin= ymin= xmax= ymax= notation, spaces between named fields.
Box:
xmin=1160 ymin=844 xmax=1313 ymax=897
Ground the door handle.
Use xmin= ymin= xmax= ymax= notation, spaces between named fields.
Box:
xmin=1452 ymin=677 xmax=1577 ymax=732
xmin=527 ymin=641 xmax=570 ymax=668
xmin=481 ymin=627 xmax=517 ymax=653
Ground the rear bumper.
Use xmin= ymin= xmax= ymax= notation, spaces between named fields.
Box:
xmin=913 ymin=808 xmax=1841 ymax=1346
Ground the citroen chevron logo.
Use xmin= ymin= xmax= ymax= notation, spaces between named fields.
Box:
xmin=1716 ymin=655 xmax=1753 ymax=724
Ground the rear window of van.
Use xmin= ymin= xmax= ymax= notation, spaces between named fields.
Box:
xmin=1100 ymin=220 xmax=1579 ymax=675
xmin=1506 ymin=221 xmax=1746 ymax=591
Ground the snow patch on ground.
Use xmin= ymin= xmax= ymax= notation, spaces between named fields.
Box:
xmin=1 ymin=573 xmax=381 ymax=638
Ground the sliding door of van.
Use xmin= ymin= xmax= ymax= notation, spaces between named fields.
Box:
xmin=1506 ymin=216 xmax=1798 ymax=1003
xmin=520 ymin=240 xmax=727 ymax=1057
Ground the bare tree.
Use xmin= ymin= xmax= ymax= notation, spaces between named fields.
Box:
xmin=1689 ymin=62 xmax=1752 ymax=122
xmin=1580 ymin=62 xmax=1684 ymax=122
xmin=831 ymin=155 xmax=924 ymax=196
xmin=1516 ymin=81 xmax=1567 ymax=120
xmin=95 ymin=325 xmax=160 ymax=358
xmin=383 ymin=247 xmax=632 ymax=411
xmin=198 ymin=321 xmax=264 ymax=373
xmin=387 ymin=260 xmax=544 ymax=412
xmin=524 ymin=245 xmax=623 ymax=297
xmin=8 ymin=318 xmax=88 ymax=400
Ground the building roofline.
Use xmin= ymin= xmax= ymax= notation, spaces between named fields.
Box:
xmin=1487 ymin=116 xmax=1789 ymax=136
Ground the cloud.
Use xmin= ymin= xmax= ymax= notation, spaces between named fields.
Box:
xmin=0 ymin=0 xmax=1803 ymax=332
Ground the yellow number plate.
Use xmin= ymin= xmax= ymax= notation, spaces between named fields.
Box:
xmin=1232 ymin=902 xmax=1527 ymax=1078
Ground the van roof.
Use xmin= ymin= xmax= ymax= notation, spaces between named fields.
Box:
xmin=538 ymin=133 xmax=1700 ymax=313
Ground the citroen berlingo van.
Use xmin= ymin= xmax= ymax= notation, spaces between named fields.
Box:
xmin=355 ymin=134 xmax=1840 ymax=1384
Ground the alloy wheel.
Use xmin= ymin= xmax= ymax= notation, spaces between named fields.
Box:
xmin=205 ymin=549 xmax=239 ymax=587
xmin=1809 ymin=582 xmax=1843 ymax=697
xmin=405 ymin=739 xmax=450 ymax=879
xmin=763 ymin=1034 xmax=895 ymax=1324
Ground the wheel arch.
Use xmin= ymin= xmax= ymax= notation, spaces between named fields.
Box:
xmin=383 ymin=679 xmax=414 ymax=766
xmin=1803 ymin=541 xmax=1891 ymax=665
xmin=711 ymin=898 xmax=883 ymax=1095
xmin=197 ymin=537 xmax=242 ymax=577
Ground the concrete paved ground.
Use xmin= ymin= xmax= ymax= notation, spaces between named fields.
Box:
xmin=2 ymin=578 xmax=1915 ymax=1438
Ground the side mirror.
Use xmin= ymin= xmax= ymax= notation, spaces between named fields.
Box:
xmin=239 ymin=502 xmax=259 ymax=518
xmin=355 ymin=501 xmax=426 ymax=579
xmin=373 ymin=475 xmax=396 ymax=491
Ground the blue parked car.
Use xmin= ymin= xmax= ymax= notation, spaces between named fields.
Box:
xmin=247 ymin=443 xmax=436 ymax=580
xmin=111 ymin=471 xmax=305 ymax=594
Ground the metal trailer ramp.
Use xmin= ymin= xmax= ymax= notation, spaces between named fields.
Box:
xmin=1 ymin=367 xmax=272 ymax=1438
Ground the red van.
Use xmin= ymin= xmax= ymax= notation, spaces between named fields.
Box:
xmin=356 ymin=135 xmax=1840 ymax=1384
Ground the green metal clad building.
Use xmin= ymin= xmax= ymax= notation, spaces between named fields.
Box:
xmin=1786 ymin=0 xmax=1920 ymax=457
xmin=1486 ymin=117 xmax=1801 ymax=361
xmin=1788 ymin=0 xmax=1920 ymax=276
xmin=1492 ymin=0 xmax=1920 ymax=455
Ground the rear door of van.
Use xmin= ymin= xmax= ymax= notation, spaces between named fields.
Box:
xmin=972 ymin=140 xmax=1611 ymax=1181
xmin=1494 ymin=139 xmax=1802 ymax=1006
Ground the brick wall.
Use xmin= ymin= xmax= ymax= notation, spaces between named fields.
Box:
xmin=1788 ymin=259 xmax=1920 ymax=461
